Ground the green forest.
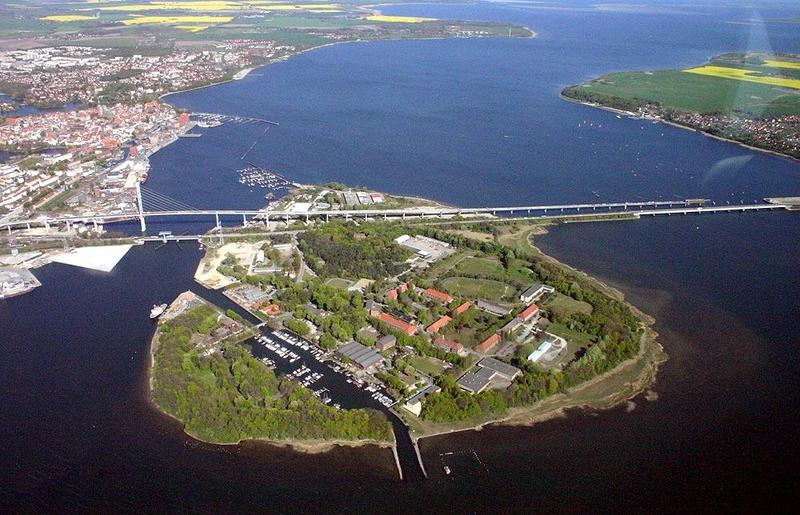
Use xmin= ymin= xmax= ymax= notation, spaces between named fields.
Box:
xmin=298 ymin=222 xmax=411 ymax=280
xmin=151 ymin=304 xmax=393 ymax=444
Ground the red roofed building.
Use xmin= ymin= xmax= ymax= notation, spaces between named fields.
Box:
xmin=398 ymin=282 xmax=409 ymax=293
xmin=178 ymin=112 xmax=190 ymax=125
xmin=452 ymin=301 xmax=471 ymax=316
xmin=101 ymin=138 xmax=119 ymax=149
xmin=378 ymin=312 xmax=417 ymax=336
xmin=476 ymin=333 xmax=501 ymax=354
xmin=423 ymin=288 xmax=454 ymax=304
xmin=434 ymin=336 xmax=464 ymax=355
xmin=516 ymin=303 xmax=540 ymax=322
xmin=426 ymin=315 xmax=452 ymax=334
xmin=386 ymin=289 xmax=398 ymax=301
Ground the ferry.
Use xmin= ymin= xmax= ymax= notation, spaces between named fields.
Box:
xmin=150 ymin=303 xmax=167 ymax=319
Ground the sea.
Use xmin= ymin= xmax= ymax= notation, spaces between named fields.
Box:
xmin=2 ymin=1 xmax=800 ymax=511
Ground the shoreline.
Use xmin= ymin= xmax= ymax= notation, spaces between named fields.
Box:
xmin=411 ymin=226 xmax=667 ymax=443
xmin=160 ymin=24 xmax=536 ymax=105
xmin=560 ymin=93 xmax=800 ymax=164
xmin=145 ymin=311 xmax=395 ymax=456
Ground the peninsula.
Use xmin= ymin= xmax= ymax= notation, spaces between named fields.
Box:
xmin=562 ymin=52 xmax=800 ymax=159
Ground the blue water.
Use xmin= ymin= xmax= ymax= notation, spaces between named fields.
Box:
xmin=153 ymin=1 xmax=800 ymax=210
xmin=3 ymin=1 xmax=800 ymax=511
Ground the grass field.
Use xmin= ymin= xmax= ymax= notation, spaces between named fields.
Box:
xmin=541 ymin=291 xmax=593 ymax=317
xmin=440 ymin=276 xmax=514 ymax=302
xmin=452 ymin=256 xmax=505 ymax=278
xmin=409 ymin=355 xmax=446 ymax=376
xmin=572 ymin=69 xmax=800 ymax=116
xmin=324 ymin=277 xmax=352 ymax=289
xmin=546 ymin=322 xmax=595 ymax=347
xmin=567 ymin=52 xmax=800 ymax=117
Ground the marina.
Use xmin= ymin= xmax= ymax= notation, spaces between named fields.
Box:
xmin=236 ymin=164 xmax=293 ymax=197
xmin=247 ymin=328 xmax=423 ymax=480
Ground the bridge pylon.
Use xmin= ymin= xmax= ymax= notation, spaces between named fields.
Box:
xmin=135 ymin=181 xmax=146 ymax=233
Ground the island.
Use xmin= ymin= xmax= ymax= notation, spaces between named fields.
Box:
xmin=561 ymin=52 xmax=800 ymax=159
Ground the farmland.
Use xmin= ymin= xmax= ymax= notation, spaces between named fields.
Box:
xmin=562 ymin=52 xmax=800 ymax=159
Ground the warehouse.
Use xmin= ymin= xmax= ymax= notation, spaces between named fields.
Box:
xmin=340 ymin=341 xmax=384 ymax=371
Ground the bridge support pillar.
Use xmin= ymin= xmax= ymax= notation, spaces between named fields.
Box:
xmin=242 ymin=214 xmax=247 ymax=227
xmin=402 ymin=213 xmax=405 ymax=220
xmin=306 ymin=214 xmax=309 ymax=224
xmin=66 ymin=221 xmax=71 ymax=232
xmin=139 ymin=215 xmax=146 ymax=233
xmin=26 ymin=223 xmax=30 ymax=230
xmin=44 ymin=221 xmax=50 ymax=231
xmin=266 ymin=215 xmax=270 ymax=230
xmin=325 ymin=214 xmax=329 ymax=223
xmin=215 ymin=213 xmax=221 ymax=230
xmin=384 ymin=213 xmax=387 ymax=220
xmin=93 ymin=220 xmax=98 ymax=232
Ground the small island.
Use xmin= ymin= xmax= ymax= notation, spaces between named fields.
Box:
xmin=562 ymin=52 xmax=800 ymax=159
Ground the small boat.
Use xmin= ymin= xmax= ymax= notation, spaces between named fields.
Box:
xmin=150 ymin=303 xmax=167 ymax=319
xmin=444 ymin=466 xmax=451 ymax=475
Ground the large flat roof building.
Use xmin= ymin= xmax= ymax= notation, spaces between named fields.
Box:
xmin=457 ymin=366 xmax=497 ymax=394
xmin=478 ymin=357 xmax=521 ymax=381
xmin=340 ymin=341 xmax=384 ymax=371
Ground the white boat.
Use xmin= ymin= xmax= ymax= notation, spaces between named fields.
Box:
xmin=150 ymin=303 xmax=167 ymax=319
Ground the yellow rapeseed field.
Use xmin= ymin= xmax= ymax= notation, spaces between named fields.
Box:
xmin=121 ymin=15 xmax=233 ymax=26
xmin=88 ymin=1 xmax=245 ymax=12
xmin=683 ymin=65 xmax=800 ymax=90
xmin=41 ymin=15 xmax=97 ymax=22
xmin=174 ymin=24 xmax=210 ymax=31
xmin=363 ymin=15 xmax=436 ymax=23
xmin=251 ymin=3 xmax=341 ymax=10
xmin=762 ymin=59 xmax=800 ymax=71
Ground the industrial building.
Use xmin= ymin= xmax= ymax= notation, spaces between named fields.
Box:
xmin=340 ymin=341 xmax=384 ymax=371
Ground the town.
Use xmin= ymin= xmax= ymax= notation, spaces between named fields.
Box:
xmin=1 ymin=101 xmax=190 ymax=214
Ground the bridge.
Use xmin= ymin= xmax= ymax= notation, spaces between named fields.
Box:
xmin=1 ymin=194 xmax=792 ymax=236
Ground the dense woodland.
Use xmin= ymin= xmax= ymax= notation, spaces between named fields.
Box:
xmin=297 ymin=222 xmax=411 ymax=280
xmin=151 ymin=305 xmax=393 ymax=444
